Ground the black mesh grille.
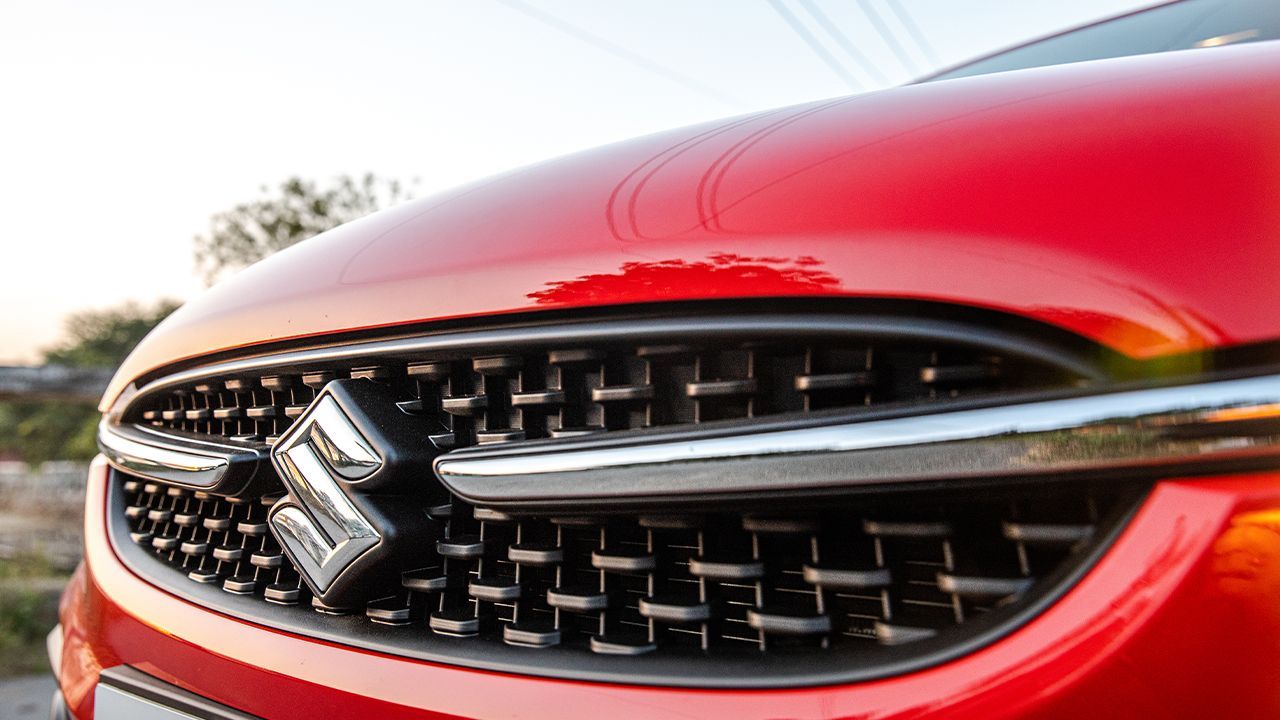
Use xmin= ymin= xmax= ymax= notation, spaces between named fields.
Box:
xmin=118 ymin=474 xmax=1136 ymax=656
xmin=131 ymin=336 xmax=1080 ymax=448
xmin=119 ymin=478 xmax=300 ymax=600
xmin=110 ymin=313 xmax=1132 ymax=679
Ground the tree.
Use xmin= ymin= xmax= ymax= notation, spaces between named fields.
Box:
xmin=42 ymin=300 xmax=181 ymax=368
xmin=4 ymin=172 xmax=414 ymax=462
xmin=194 ymin=173 xmax=414 ymax=284
xmin=0 ymin=299 xmax=178 ymax=464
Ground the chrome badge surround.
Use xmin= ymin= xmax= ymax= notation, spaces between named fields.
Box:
xmin=268 ymin=392 xmax=384 ymax=600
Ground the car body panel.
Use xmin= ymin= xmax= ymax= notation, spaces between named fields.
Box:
xmin=103 ymin=41 xmax=1280 ymax=409
xmin=58 ymin=458 xmax=1280 ymax=719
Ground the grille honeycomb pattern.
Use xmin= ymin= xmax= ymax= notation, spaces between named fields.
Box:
xmin=120 ymin=475 xmax=1127 ymax=656
xmin=120 ymin=478 xmax=304 ymax=601
xmin=133 ymin=338 xmax=1079 ymax=448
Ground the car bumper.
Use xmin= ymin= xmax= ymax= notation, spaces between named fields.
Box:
xmin=52 ymin=456 xmax=1280 ymax=719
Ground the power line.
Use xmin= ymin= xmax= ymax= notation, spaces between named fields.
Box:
xmin=855 ymin=0 xmax=920 ymax=75
xmin=884 ymin=0 xmax=941 ymax=67
xmin=766 ymin=0 xmax=863 ymax=91
xmin=795 ymin=0 xmax=888 ymax=86
xmin=492 ymin=0 xmax=745 ymax=109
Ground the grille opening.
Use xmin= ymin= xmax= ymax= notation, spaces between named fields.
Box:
xmin=132 ymin=335 xmax=1084 ymax=449
xmin=116 ymin=473 xmax=1140 ymax=659
xmin=109 ymin=312 xmax=1131 ymax=683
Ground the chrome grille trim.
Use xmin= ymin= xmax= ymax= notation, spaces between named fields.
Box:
xmin=435 ymin=372 xmax=1280 ymax=509
xmin=97 ymin=420 xmax=270 ymax=492
xmin=103 ymin=371 xmax=1280 ymax=504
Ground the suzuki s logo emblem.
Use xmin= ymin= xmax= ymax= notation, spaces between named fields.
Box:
xmin=268 ymin=379 xmax=444 ymax=608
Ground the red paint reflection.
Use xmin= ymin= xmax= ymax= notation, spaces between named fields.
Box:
xmin=528 ymin=253 xmax=839 ymax=305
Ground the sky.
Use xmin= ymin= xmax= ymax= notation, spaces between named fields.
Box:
xmin=0 ymin=0 xmax=1157 ymax=363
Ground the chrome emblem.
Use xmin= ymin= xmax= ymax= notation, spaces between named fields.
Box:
xmin=269 ymin=395 xmax=381 ymax=599
xmin=268 ymin=379 xmax=443 ymax=607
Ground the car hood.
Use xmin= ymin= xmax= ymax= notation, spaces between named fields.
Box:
xmin=104 ymin=41 xmax=1280 ymax=409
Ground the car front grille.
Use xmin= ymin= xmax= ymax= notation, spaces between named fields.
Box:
xmin=106 ymin=309 xmax=1137 ymax=685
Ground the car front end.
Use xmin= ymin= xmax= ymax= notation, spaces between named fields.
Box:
xmin=52 ymin=40 xmax=1280 ymax=719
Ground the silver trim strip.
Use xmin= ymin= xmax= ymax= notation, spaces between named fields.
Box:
xmin=434 ymin=373 xmax=1280 ymax=508
xmin=97 ymin=419 xmax=268 ymax=490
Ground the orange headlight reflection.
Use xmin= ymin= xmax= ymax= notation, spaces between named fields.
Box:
xmin=1202 ymin=403 xmax=1280 ymax=424
xmin=1210 ymin=509 xmax=1280 ymax=622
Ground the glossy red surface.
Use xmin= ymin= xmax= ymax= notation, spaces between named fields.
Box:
xmin=103 ymin=41 xmax=1280 ymax=410
xmin=58 ymin=457 xmax=1280 ymax=719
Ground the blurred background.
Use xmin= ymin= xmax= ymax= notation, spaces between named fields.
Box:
xmin=0 ymin=0 xmax=1168 ymax=714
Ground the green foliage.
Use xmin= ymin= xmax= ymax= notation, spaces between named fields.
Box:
xmin=0 ymin=299 xmax=178 ymax=464
xmin=0 ymin=585 xmax=61 ymax=676
xmin=41 ymin=299 xmax=181 ymax=368
xmin=4 ymin=173 xmax=414 ymax=464
xmin=0 ymin=552 xmax=59 ymax=581
xmin=0 ymin=556 xmax=66 ymax=676
xmin=0 ymin=402 xmax=99 ymax=465
xmin=194 ymin=173 xmax=414 ymax=285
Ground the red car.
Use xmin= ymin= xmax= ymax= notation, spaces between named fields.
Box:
xmin=52 ymin=2 xmax=1280 ymax=718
